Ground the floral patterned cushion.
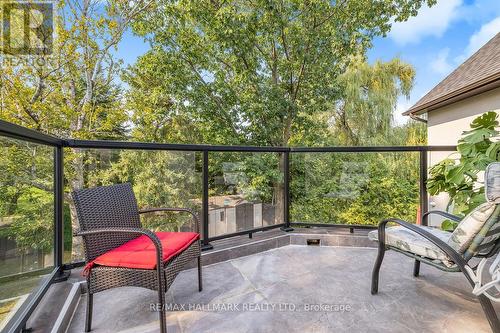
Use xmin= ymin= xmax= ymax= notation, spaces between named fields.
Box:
xmin=368 ymin=226 xmax=454 ymax=266
xmin=447 ymin=202 xmax=497 ymax=253
xmin=486 ymin=162 xmax=500 ymax=203
xmin=446 ymin=162 xmax=500 ymax=254
xmin=464 ymin=205 xmax=500 ymax=260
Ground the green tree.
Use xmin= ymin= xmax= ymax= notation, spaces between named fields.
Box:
xmin=126 ymin=0 xmax=428 ymax=222
xmin=0 ymin=0 xmax=154 ymax=258
xmin=130 ymin=0 xmax=430 ymax=146
xmin=332 ymin=56 xmax=415 ymax=145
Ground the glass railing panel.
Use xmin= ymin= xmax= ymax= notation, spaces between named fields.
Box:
xmin=64 ymin=148 xmax=202 ymax=263
xmin=290 ymin=151 xmax=420 ymax=226
xmin=208 ymin=151 xmax=284 ymax=238
xmin=0 ymin=136 xmax=54 ymax=330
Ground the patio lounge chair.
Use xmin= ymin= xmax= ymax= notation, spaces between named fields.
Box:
xmin=72 ymin=183 xmax=202 ymax=333
xmin=370 ymin=162 xmax=500 ymax=332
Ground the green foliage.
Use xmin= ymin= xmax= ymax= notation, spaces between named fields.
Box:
xmin=441 ymin=219 xmax=456 ymax=232
xmin=334 ymin=57 xmax=415 ymax=144
xmin=0 ymin=188 xmax=54 ymax=252
xmin=0 ymin=139 xmax=54 ymax=253
xmin=208 ymin=152 xmax=282 ymax=203
xmin=128 ymin=0 xmax=429 ymax=146
xmin=290 ymin=150 xmax=420 ymax=225
xmin=427 ymin=112 xmax=500 ymax=227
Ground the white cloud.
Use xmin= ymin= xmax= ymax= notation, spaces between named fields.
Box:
xmin=465 ymin=16 xmax=500 ymax=56
xmin=389 ymin=0 xmax=462 ymax=45
xmin=452 ymin=16 xmax=500 ymax=65
xmin=393 ymin=98 xmax=413 ymax=125
xmin=458 ymin=0 xmax=500 ymax=25
xmin=430 ymin=48 xmax=453 ymax=75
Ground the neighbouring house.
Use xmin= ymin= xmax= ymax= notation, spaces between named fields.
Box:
xmin=207 ymin=195 xmax=277 ymax=237
xmin=404 ymin=32 xmax=500 ymax=225
xmin=207 ymin=161 xmax=279 ymax=237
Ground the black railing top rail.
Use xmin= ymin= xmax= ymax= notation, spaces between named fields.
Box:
xmin=0 ymin=120 xmax=457 ymax=152
xmin=0 ymin=119 xmax=63 ymax=146
xmin=66 ymin=139 xmax=458 ymax=152
xmin=67 ymin=139 xmax=457 ymax=152
xmin=290 ymin=145 xmax=457 ymax=152
xmin=64 ymin=139 xmax=291 ymax=152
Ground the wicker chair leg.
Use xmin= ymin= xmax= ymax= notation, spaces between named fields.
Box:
xmin=198 ymin=255 xmax=203 ymax=292
xmin=158 ymin=286 xmax=166 ymax=333
xmin=371 ymin=241 xmax=386 ymax=295
xmin=85 ymin=292 xmax=93 ymax=332
xmin=413 ymin=260 xmax=420 ymax=277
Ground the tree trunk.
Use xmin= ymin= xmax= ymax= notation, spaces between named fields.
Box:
xmin=68 ymin=110 xmax=86 ymax=261
xmin=273 ymin=150 xmax=288 ymax=225
xmin=270 ymin=41 xmax=291 ymax=226
xmin=274 ymin=178 xmax=285 ymax=225
xmin=69 ymin=149 xmax=85 ymax=260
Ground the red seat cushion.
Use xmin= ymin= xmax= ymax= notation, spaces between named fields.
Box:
xmin=85 ymin=232 xmax=199 ymax=273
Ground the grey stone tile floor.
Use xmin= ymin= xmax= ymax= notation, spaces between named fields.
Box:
xmin=67 ymin=246 xmax=494 ymax=333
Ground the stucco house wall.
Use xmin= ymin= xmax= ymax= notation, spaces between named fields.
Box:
xmin=428 ymin=86 xmax=500 ymax=166
xmin=426 ymin=87 xmax=500 ymax=226
xmin=428 ymin=86 xmax=500 ymax=145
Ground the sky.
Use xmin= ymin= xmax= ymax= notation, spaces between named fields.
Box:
xmin=116 ymin=0 xmax=500 ymax=125
xmin=367 ymin=0 xmax=500 ymax=124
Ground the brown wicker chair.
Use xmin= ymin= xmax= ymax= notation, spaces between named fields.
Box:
xmin=72 ymin=183 xmax=202 ymax=333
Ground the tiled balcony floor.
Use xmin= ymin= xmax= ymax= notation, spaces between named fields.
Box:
xmin=67 ymin=246 xmax=493 ymax=333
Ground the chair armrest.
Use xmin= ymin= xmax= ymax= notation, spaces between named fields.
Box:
xmin=75 ymin=227 xmax=163 ymax=267
xmin=139 ymin=208 xmax=201 ymax=233
xmin=378 ymin=218 xmax=467 ymax=268
xmin=422 ymin=210 xmax=461 ymax=222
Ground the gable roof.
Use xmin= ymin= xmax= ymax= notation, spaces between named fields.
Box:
xmin=404 ymin=32 xmax=500 ymax=116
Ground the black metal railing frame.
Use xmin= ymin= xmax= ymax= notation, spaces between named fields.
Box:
xmin=0 ymin=119 xmax=456 ymax=332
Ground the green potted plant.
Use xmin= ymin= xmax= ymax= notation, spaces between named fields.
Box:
xmin=427 ymin=111 xmax=500 ymax=230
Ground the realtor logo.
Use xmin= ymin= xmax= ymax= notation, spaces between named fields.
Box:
xmin=0 ymin=1 xmax=54 ymax=56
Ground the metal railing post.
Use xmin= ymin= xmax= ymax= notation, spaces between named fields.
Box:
xmin=54 ymin=146 xmax=64 ymax=268
xmin=201 ymin=150 xmax=213 ymax=250
xmin=54 ymin=146 xmax=69 ymax=282
xmin=420 ymin=149 xmax=429 ymax=226
xmin=281 ymin=150 xmax=293 ymax=232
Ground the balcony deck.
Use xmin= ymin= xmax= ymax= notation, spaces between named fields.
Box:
xmin=65 ymin=244 xmax=492 ymax=333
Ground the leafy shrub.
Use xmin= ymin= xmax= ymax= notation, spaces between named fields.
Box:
xmin=290 ymin=151 xmax=419 ymax=225
xmin=427 ymin=111 xmax=500 ymax=230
